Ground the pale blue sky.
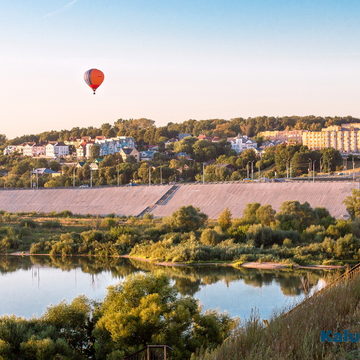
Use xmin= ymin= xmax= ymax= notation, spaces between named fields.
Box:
xmin=1 ymin=0 xmax=360 ymax=137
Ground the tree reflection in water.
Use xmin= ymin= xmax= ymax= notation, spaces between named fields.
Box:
xmin=0 ymin=255 xmax=340 ymax=297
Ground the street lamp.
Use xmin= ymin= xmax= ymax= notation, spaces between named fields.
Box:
xmin=247 ymin=161 xmax=254 ymax=179
xmin=203 ymin=163 xmax=205 ymax=184
xmin=312 ymin=160 xmax=316 ymax=183
xmin=73 ymin=167 xmax=76 ymax=187
xmin=117 ymin=159 xmax=120 ymax=186
xmin=308 ymin=159 xmax=316 ymax=182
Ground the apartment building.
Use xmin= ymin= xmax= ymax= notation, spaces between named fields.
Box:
xmin=259 ymin=130 xmax=303 ymax=144
xmin=302 ymin=125 xmax=360 ymax=153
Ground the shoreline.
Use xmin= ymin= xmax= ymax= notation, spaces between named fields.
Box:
xmin=4 ymin=252 xmax=345 ymax=270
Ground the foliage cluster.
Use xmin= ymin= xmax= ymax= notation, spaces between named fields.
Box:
xmin=0 ymin=274 xmax=235 ymax=360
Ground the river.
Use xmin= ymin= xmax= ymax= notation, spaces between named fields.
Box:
xmin=0 ymin=255 xmax=334 ymax=321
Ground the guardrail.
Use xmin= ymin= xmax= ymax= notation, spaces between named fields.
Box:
xmin=0 ymin=179 xmax=359 ymax=191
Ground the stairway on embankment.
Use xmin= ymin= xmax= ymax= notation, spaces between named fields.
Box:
xmin=0 ymin=181 xmax=357 ymax=218
xmin=137 ymin=185 xmax=179 ymax=217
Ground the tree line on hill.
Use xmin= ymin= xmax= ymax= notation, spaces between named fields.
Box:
xmin=2 ymin=115 xmax=359 ymax=146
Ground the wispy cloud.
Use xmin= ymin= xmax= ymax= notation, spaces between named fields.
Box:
xmin=43 ymin=0 xmax=79 ymax=18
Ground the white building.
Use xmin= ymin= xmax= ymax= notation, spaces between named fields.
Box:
xmin=23 ymin=143 xmax=46 ymax=157
xmin=227 ymin=135 xmax=257 ymax=153
xmin=3 ymin=145 xmax=19 ymax=155
xmin=45 ymin=142 xmax=69 ymax=158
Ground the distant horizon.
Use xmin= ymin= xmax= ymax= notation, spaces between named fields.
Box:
xmin=5 ymin=113 xmax=360 ymax=139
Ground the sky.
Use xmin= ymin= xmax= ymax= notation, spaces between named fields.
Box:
xmin=1 ymin=0 xmax=360 ymax=138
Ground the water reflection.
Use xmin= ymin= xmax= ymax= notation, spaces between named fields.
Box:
xmin=0 ymin=256 xmax=339 ymax=319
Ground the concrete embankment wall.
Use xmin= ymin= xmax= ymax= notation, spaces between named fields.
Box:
xmin=0 ymin=186 xmax=172 ymax=216
xmin=152 ymin=182 xmax=357 ymax=219
xmin=0 ymin=182 xmax=356 ymax=218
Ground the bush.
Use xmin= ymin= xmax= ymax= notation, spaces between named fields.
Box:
xmin=100 ymin=218 xmax=118 ymax=229
xmin=165 ymin=206 xmax=208 ymax=232
xmin=19 ymin=219 xmax=37 ymax=228
xmin=55 ymin=210 xmax=73 ymax=218
xmin=282 ymin=238 xmax=292 ymax=248
xmin=42 ymin=220 xmax=61 ymax=229
xmin=200 ymin=229 xmax=220 ymax=246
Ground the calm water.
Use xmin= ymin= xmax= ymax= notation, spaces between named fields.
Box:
xmin=0 ymin=256 xmax=333 ymax=320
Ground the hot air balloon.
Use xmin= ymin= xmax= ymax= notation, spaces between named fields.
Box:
xmin=84 ymin=68 xmax=104 ymax=94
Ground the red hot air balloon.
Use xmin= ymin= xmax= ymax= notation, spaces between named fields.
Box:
xmin=84 ymin=68 xmax=104 ymax=94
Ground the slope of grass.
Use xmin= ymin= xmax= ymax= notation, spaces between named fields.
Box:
xmin=193 ymin=269 xmax=360 ymax=360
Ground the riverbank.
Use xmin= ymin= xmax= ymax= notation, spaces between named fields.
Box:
xmin=193 ymin=265 xmax=360 ymax=360
xmin=7 ymin=252 xmax=345 ymax=270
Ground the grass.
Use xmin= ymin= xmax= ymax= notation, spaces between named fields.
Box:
xmin=193 ymin=267 xmax=360 ymax=360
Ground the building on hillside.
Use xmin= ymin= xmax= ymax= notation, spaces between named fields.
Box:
xmin=23 ymin=143 xmax=46 ymax=157
xmin=197 ymin=134 xmax=210 ymax=140
xmin=95 ymin=136 xmax=136 ymax=157
xmin=258 ymin=139 xmax=285 ymax=152
xmin=76 ymin=161 xmax=86 ymax=168
xmin=85 ymin=143 xmax=95 ymax=159
xmin=259 ymin=130 xmax=303 ymax=144
xmin=178 ymin=133 xmax=192 ymax=140
xmin=33 ymin=168 xmax=61 ymax=177
xmin=76 ymin=143 xmax=86 ymax=158
xmin=302 ymin=124 xmax=360 ymax=153
xmin=120 ymin=147 xmax=140 ymax=162
xmin=45 ymin=142 xmax=69 ymax=158
xmin=165 ymin=138 xmax=178 ymax=148
xmin=15 ymin=144 xmax=25 ymax=154
xmin=175 ymin=152 xmax=192 ymax=160
xmin=211 ymin=136 xmax=222 ymax=142
xmin=90 ymin=162 xmax=99 ymax=171
xmin=22 ymin=142 xmax=36 ymax=157
xmin=140 ymin=150 xmax=157 ymax=161
xmin=4 ymin=143 xmax=26 ymax=155
xmin=3 ymin=145 xmax=18 ymax=155
xmin=227 ymin=135 xmax=257 ymax=153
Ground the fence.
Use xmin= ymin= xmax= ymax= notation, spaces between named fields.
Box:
xmin=123 ymin=345 xmax=173 ymax=360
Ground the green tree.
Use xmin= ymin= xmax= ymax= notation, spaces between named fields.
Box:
xmin=200 ymin=229 xmax=220 ymax=246
xmin=241 ymin=203 xmax=261 ymax=224
xmin=94 ymin=274 xmax=235 ymax=360
xmin=193 ymin=140 xmax=217 ymax=162
xmin=276 ymin=201 xmax=314 ymax=231
xmin=344 ymin=189 xmax=360 ymax=219
xmin=42 ymin=296 xmax=92 ymax=355
xmin=320 ymin=148 xmax=342 ymax=172
xmin=90 ymin=144 xmax=101 ymax=159
xmin=218 ymin=208 xmax=232 ymax=231
xmin=256 ymin=204 xmax=276 ymax=226
xmin=165 ymin=206 xmax=208 ymax=232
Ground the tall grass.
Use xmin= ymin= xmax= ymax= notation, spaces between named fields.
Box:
xmin=193 ymin=270 xmax=360 ymax=360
